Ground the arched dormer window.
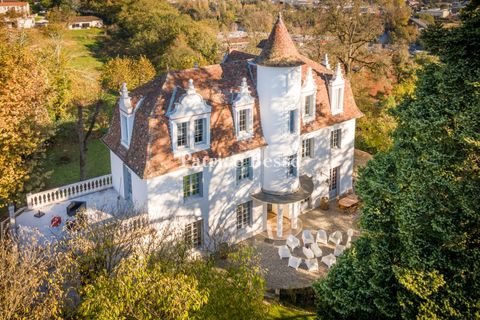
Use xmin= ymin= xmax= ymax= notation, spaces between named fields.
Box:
xmin=119 ymin=83 xmax=134 ymax=148
xmin=328 ymin=63 xmax=345 ymax=115
xmin=167 ymin=79 xmax=212 ymax=156
xmin=232 ymin=78 xmax=254 ymax=140
xmin=302 ymin=67 xmax=317 ymax=123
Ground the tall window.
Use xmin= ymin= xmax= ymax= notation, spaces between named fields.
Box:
xmin=330 ymin=129 xmax=341 ymax=148
xmin=177 ymin=122 xmax=188 ymax=147
xmin=236 ymin=157 xmax=252 ymax=181
xmin=194 ymin=118 xmax=205 ymax=144
xmin=239 ymin=109 xmax=248 ymax=132
xmin=302 ymin=138 xmax=313 ymax=158
xmin=184 ymin=220 xmax=202 ymax=248
xmin=120 ymin=114 xmax=129 ymax=146
xmin=289 ymin=110 xmax=295 ymax=133
xmin=304 ymin=95 xmax=314 ymax=117
xmin=183 ymin=172 xmax=202 ymax=198
xmin=335 ymin=88 xmax=343 ymax=111
xmin=236 ymin=201 xmax=252 ymax=230
xmin=286 ymin=155 xmax=297 ymax=177
xmin=329 ymin=167 xmax=338 ymax=192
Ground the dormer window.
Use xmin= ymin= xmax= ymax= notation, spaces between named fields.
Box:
xmin=302 ymin=67 xmax=317 ymax=123
xmin=329 ymin=64 xmax=345 ymax=115
xmin=194 ymin=118 xmax=205 ymax=144
xmin=167 ymin=79 xmax=212 ymax=155
xmin=232 ymin=78 xmax=254 ymax=140
xmin=120 ymin=114 xmax=130 ymax=146
xmin=177 ymin=122 xmax=188 ymax=147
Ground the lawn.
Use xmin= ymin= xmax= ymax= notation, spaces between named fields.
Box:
xmin=267 ymin=302 xmax=316 ymax=320
xmin=62 ymin=28 xmax=105 ymax=77
xmin=43 ymin=136 xmax=111 ymax=189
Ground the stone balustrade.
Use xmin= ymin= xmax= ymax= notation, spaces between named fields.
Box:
xmin=26 ymin=174 xmax=113 ymax=209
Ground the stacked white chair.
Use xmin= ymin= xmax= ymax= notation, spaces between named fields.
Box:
xmin=334 ymin=244 xmax=345 ymax=257
xmin=316 ymin=229 xmax=328 ymax=245
xmin=302 ymin=246 xmax=315 ymax=259
xmin=286 ymin=234 xmax=300 ymax=251
xmin=310 ymin=243 xmax=323 ymax=258
xmin=278 ymin=245 xmax=291 ymax=259
xmin=321 ymin=254 xmax=337 ymax=269
xmin=305 ymin=258 xmax=319 ymax=272
xmin=329 ymin=230 xmax=343 ymax=245
xmin=288 ymin=256 xmax=302 ymax=270
xmin=302 ymin=230 xmax=315 ymax=246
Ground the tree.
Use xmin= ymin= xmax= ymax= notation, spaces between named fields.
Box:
xmin=101 ymin=55 xmax=156 ymax=92
xmin=0 ymin=29 xmax=53 ymax=207
xmin=314 ymin=5 xmax=480 ymax=319
xmin=318 ymin=0 xmax=384 ymax=75
xmin=111 ymin=0 xmax=218 ymax=71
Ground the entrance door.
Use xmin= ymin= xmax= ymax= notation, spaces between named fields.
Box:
xmin=329 ymin=166 xmax=339 ymax=198
xmin=123 ymin=164 xmax=133 ymax=202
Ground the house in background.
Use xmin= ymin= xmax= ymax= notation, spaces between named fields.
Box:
xmin=68 ymin=16 xmax=103 ymax=30
xmin=8 ymin=15 xmax=362 ymax=250
xmin=0 ymin=1 xmax=29 ymax=15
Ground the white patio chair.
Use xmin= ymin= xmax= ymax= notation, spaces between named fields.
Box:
xmin=345 ymin=228 xmax=354 ymax=248
xmin=278 ymin=245 xmax=291 ymax=259
xmin=288 ymin=256 xmax=302 ymax=270
xmin=321 ymin=254 xmax=336 ymax=269
xmin=316 ymin=229 xmax=328 ymax=245
xmin=305 ymin=258 xmax=319 ymax=272
xmin=310 ymin=243 xmax=323 ymax=258
xmin=302 ymin=246 xmax=315 ymax=259
xmin=302 ymin=230 xmax=315 ymax=246
xmin=286 ymin=234 xmax=300 ymax=251
xmin=329 ymin=230 xmax=343 ymax=245
xmin=334 ymin=244 xmax=345 ymax=257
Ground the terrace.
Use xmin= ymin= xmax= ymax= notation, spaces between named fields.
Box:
xmin=247 ymin=204 xmax=360 ymax=290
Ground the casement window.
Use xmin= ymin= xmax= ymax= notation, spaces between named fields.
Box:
xmin=183 ymin=172 xmax=202 ymax=198
xmin=304 ymin=94 xmax=314 ymax=118
xmin=184 ymin=220 xmax=202 ymax=248
xmin=329 ymin=167 xmax=339 ymax=192
xmin=289 ymin=110 xmax=296 ymax=133
xmin=286 ymin=155 xmax=297 ymax=177
xmin=236 ymin=201 xmax=252 ymax=230
xmin=194 ymin=118 xmax=205 ymax=144
xmin=330 ymin=129 xmax=341 ymax=149
xmin=335 ymin=88 xmax=343 ymax=111
xmin=120 ymin=114 xmax=129 ymax=147
xmin=238 ymin=109 xmax=248 ymax=132
xmin=236 ymin=157 xmax=252 ymax=181
xmin=177 ymin=122 xmax=188 ymax=147
xmin=302 ymin=138 xmax=314 ymax=158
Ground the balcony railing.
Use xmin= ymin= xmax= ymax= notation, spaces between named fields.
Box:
xmin=26 ymin=174 xmax=113 ymax=209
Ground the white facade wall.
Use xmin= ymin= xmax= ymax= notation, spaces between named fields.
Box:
xmin=146 ymin=148 xmax=264 ymax=248
xmin=110 ymin=151 xmax=148 ymax=211
xmin=300 ymin=118 xmax=356 ymax=208
xmin=257 ymin=65 xmax=302 ymax=194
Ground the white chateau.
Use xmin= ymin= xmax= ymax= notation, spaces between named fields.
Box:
xmin=102 ymin=15 xmax=362 ymax=248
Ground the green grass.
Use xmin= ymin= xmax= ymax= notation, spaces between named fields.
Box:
xmin=267 ymin=302 xmax=316 ymax=320
xmin=43 ymin=137 xmax=110 ymax=189
xmin=63 ymin=28 xmax=104 ymax=77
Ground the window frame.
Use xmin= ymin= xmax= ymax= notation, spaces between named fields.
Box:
xmin=238 ymin=109 xmax=248 ymax=133
xmin=236 ymin=201 xmax=252 ymax=230
xmin=177 ymin=121 xmax=189 ymax=148
xmin=286 ymin=154 xmax=297 ymax=177
xmin=302 ymin=138 xmax=314 ymax=158
xmin=194 ymin=118 xmax=205 ymax=145
xmin=330 ymin=128 xmax=341 ymax=149
xmin=183 ymin=172 xmax=202 ymax=199
xmin=120 ymin=114 xmax=129 ymax=147
xmin=236 ymin=157 xmax=252 ymax=182
xmin=184 ymin=220 xmax=203 ymax=248
xmin=304 ymin=94 xmax=314 ymax=118
xmin=289 ymin=110 xmax=296 ymax=134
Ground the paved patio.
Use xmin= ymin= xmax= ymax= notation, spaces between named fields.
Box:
xmin=246 ymin=204 xmax=360 ymax=290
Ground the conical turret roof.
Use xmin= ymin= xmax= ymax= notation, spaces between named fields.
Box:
xmin=256 ymin=13 xmax=304 ymax=67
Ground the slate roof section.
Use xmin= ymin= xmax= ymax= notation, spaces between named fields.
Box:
xmin=255 ymin=13 xmax=304 ymax=67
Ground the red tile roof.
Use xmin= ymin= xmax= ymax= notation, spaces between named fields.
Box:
xmin=103 ymin=21 xmax=362 ymax=180
xmin=0 ymin=2 xmax=28 ymax=6
xmin=255 ymin=13 xmax=303 ymax=67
